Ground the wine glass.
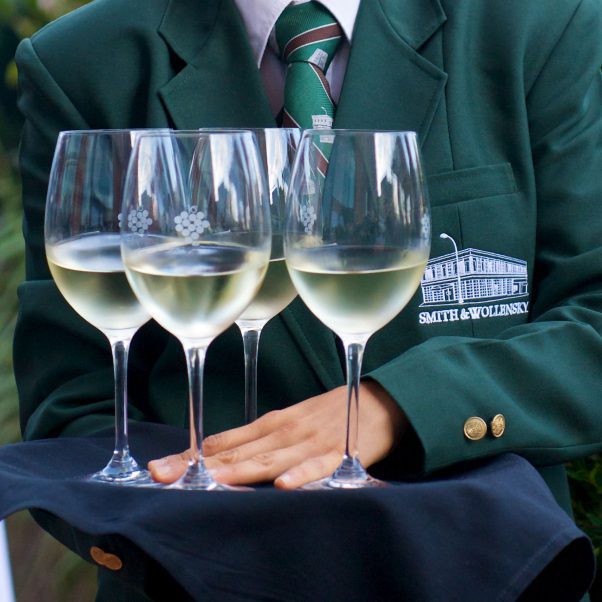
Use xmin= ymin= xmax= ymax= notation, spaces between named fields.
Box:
xmin=121 ymin=130 xmax=271 ymax=491
xmin=234 ymin=128 xmax=300 ymax=424
xmin=284 ymin=130 xmax=431 ymax=489
xmin=45 ymin=129 xmax=153 ymax=484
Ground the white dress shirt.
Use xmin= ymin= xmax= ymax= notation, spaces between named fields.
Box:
xmin=234 ymin=0 xmax=360 ymax=117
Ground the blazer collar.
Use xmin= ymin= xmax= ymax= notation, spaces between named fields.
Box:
xmin=156 ymin=0 xmax=448 ymax=391
xmin=383 ymin=0 xmax=446 ymax=50
xmin=156 ymin=0 xmax=447 ymax=132
xmin=157 ymin=0 xmax=446 ymax=61
xmin=158 ymin=0 xmax=222 ymax=67
xmin=284 ymin=0 xmax=449 ymax=390
xmin=157 ymin=0 xmax=275 ymax=129
xmin=334 ymin=0 xmax=447 ymax=148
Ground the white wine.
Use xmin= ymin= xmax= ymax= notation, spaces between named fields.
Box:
xmin=47 ymin=233 xmax=150 ymax=333
xmin=237 ymin=257 xmax=297 ymax=322
xmin=124 ymin=240 xmax=268 ymax=342
xmin=287 ymin=245 xmax=428 ymax=337
xmin=238 ymin=236 xmax=297 ymax=323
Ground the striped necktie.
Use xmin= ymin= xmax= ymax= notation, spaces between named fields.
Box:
xmin=276 ymin=2 xmax=343 ymax=129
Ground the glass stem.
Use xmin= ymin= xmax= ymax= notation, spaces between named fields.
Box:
xmin=180 ymin=343 xmax=214 ymax=486
xmin=333 ymin=337 xmax=369 ymax=481
xmin=239 ymin=326 xmax=264 ymax=424
xmin=106 ymin=336 xmax=139 ymax=472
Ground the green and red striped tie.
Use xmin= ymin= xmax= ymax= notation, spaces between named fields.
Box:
xmin=276 ymin=2 xmax=343 ymax=131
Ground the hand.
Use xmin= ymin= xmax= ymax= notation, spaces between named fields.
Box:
xmin=148 ymin=381 xmax=408 ymax=489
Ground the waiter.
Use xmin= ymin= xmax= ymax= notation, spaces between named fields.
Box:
xmin=14 ymin=0 xmax=602 ymax=598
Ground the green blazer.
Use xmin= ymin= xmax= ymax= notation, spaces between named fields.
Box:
xmin=14 ymin=0 xmax=602 ymax=522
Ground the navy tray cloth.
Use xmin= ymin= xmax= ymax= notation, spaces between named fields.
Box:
xmin=0 ymin=422 xmax=594 ymax=601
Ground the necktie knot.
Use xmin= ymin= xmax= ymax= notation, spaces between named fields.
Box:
xmin=276 ymin=2 xmax=343 ymax=129
xmin=276 ymin=2 xmax=343 ymax=73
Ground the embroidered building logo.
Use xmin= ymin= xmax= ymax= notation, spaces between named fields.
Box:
xmin=312 ymin=108 xmax=333 ymax=129
xmin=418 ymin=234 xmax=529 ymax=324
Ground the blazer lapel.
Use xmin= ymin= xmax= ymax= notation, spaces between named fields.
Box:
xmin=157 ymin=0 xmax=275 ymax=128
xmin=335 ymin=0 xmax=448 ymax=145
xmin=156 ymin=0 xmax=449 ymax=394
xmin=157 ymin=0 xmax=340 ymax=390
xmin=283 ymin=0 xmax=449 ymax=391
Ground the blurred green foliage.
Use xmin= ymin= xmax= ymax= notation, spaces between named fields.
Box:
xmin=0 ymin=0 xmax=600 ymax=599
xmin=0 ymin=0 xmax=85 ymax=440
xmin=1 ymin=2 xmax=95 ymax=600
xmin=0 ymin=136 xmax=22 ymax=445
xmin=0 ymin=0 xmax=85 ymax=36
xmin=567 ymin=456 xmax=602 ymax=557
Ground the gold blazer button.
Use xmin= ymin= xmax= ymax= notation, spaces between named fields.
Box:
xmin=490 ymin=414 xmax=506 ymax=438
xmin=90 ymin=546 xmax=123 ymax=571
xmin=463 ymin=417 xmax=487 ymax=441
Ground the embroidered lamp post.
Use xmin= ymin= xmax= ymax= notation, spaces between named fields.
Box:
xmin=440 ymin=233 xmax=464 ymax=304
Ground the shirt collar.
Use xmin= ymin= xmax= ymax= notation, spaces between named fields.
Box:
xmin=234 ymin=0 xmax=360 ymax=67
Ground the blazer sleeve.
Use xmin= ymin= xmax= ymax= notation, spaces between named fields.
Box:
xmin=13 ymin=38 xmax=156 ymax=440
xmin=367 ymin=0 xmax=602 ymax=474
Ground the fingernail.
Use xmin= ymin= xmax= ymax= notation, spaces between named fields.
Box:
xmin=154 ymin=465 xmax=175 ymax=479
xmin=276 ymin=473 xmax=292 ymax=486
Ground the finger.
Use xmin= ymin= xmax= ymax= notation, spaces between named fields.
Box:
xmin=210 ymin=440 xmax=327 ymax=486
xmin=148 ymin=449 xmax=194 ymax=483
xmin=205 ymin=417 xmax=312 ymax=467
xmin=274 ymin=449 xmax=343 ymax=490
xmin=203 ymin=409 xmax=294 ymax=456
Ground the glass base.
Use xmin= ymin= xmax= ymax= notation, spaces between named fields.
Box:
xmin=302 ymin=474 xmax=387 ymax=490
xmin=167 ymin=462 xmax=252 ymax=492
xmin=302 ymin=456 xmax=387 ymax=490
xmin=86 ymin=453 xmax=156 ymax=486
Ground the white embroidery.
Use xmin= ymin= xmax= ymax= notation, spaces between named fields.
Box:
xmin=418 ymin=302 xmax=530 ymax=325
xmin=421 ymin=215 xmax=431 ymax=242
xmin=300 ymin=204 xmax=317 ymax=234
xmin=418 ymin=235 xmax=529 ymax=323
xmin=309 ymin=48 xmax=328 ymax=70
xmin=312 ymin=113 xmax=333 ymax=130
xmin=126 ymin=209 xmax=153 ymax=234
xmin=318 ymin=133 xmax=334 ymax=144
xmin=174 ymin=207 xmax=210 ymax=245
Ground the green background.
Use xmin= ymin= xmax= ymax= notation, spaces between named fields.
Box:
xmin=0 ymin=1 xmax=599 ymax=600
